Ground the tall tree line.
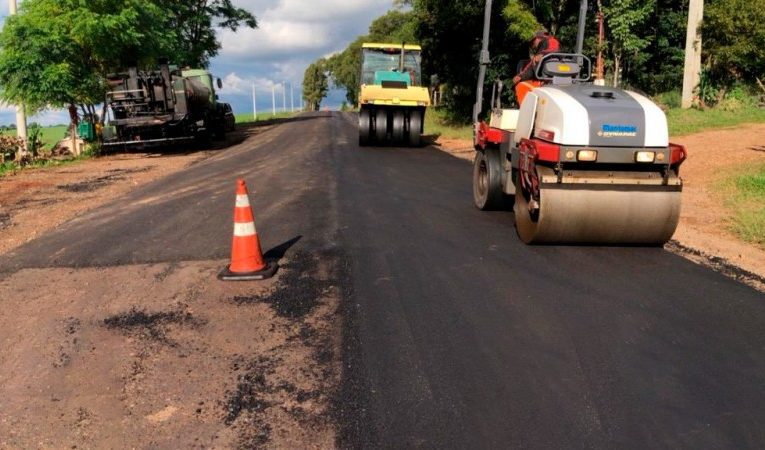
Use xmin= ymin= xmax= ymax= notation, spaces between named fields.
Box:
xmin=312 ymin=0 xmax=764 ymax=121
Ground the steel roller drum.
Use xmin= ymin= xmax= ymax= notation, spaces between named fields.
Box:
xmin=514 ymin=178 xmax=682 ymax=245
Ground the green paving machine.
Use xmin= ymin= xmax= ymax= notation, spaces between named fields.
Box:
xmin=358 ymin=43 xmax=431 ymax=147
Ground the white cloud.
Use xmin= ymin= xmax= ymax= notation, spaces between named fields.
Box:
xmin=217 ymin=0 xmax=393 ymax=69
xmin=234 ymin=0 xmax=389 ymax=24
xmin=219 ymin=20 xmax=331 ymax=59
xmin=31 ymin=110 xmax=69 ymax=126
xmin=221 ymin=72 xmax=284 ymax=95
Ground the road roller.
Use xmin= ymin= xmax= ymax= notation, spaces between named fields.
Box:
xmin=471 ymin=0 xmax=686 ymax=245
xmin=358 ymin=43 xmax=430 ymax=147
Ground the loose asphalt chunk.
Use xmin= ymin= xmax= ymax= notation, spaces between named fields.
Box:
xmin=232 ymin=250 xmax=336 ymax=319
xmin=0 ymin=212 xmax=11 ymax=229
xmin=102 ymin=307 xmax=205 ymax=346
xmin=57 ymin=167 xmax=154 ymax=193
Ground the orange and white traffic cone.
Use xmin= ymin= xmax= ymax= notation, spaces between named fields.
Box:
xmin=218 ymin=179 xmax=277 ymax=281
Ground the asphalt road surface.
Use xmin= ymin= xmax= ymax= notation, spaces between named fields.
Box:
xmin=4 ymin=112 xmax=765 ymax=449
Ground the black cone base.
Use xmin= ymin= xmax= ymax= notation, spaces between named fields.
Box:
xmin=218 ymin=260 xmax=278 ymax=281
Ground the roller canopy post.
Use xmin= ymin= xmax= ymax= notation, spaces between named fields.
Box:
xmin=576 ymin=0 xmax=588 ymax=55
xmin=400 ymin=44 xmax=405 ymax=73
xmin=473 ymin=0 xmax=493 ymax=124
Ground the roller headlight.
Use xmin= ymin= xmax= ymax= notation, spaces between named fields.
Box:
xmin=635 ymin=151 xmax=656 ymax=163
xmin=577 ymin=150 xmax=598 ymax=162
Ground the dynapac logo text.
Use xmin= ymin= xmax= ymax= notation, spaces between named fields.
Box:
xmin=598 ymin=124 xmax=638 ymax=138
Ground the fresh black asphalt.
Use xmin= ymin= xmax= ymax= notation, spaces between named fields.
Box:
xmin=3 ymin=112 xmax=765 ymax=448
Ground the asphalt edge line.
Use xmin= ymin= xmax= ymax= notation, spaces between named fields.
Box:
xmin=666 ymin=240 xmax=765 ymax=293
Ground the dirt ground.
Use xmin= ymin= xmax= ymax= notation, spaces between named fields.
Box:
xmin=0 ymin=123 xmax=343 ymax=448
xmin=434 ymin=123 xmax=765 ymax=290
xmin=0 ymin=253 xmax=341 ymax=449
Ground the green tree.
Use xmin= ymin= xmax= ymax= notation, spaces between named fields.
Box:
xmin=415 ymin=0 xmax=523 ymax=120
xmin=152 ymin=0 xmax=257 ymax=68
xmin=602 ymin=0 xmax=655 ymax=87
xmin=317 ymin=0 xmax=761 ymax=120
xmin=504 ymin=0 xmax=541 ymax=41
xmin=369 ymin=9 xmax=417 ymax=44
xmin=0 ymin=0 xmax=169 ymax=119
xmin=0 ymin=0 xmax=258 ymax=144
xmin=325 ymin=38 xmax=365 ymax=105
xmin=618 ymin=0 xmax=686 ymax=93
xmin=303 ymin=60 xmax=329 ymax=111
xmin=505 ymin=0 xmax=581 ymax=37
xmin=702 ymin=0 xmax=765 ymax=86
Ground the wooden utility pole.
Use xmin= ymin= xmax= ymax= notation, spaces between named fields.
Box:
xmin=682 ymin=0 xmax=704 ymax=109
xmin=595 ymin=10 xmax=606 ymax=86
xmin=8 ymin=0 xmax=27 ymax=149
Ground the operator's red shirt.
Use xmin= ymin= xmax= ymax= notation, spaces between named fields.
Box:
xmin=518 ymin=35 xmax=561 ymax=82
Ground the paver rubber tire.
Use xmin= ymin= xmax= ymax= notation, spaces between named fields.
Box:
xmin=375 ymin=109 xmax=387 ymax=143
xmin=359 ymin=109 xmax=371 ymax=146
xmin=407 ymin=110 xmax=422 ymax=147
xmin=392 ymin=110 xmax=405 ymax=144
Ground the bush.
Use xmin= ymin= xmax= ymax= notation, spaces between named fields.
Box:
xmin=81 ymin=142 xmax=102 ymax=158
xmin=696 ymin=69 xmax=721 ymax=107
xmin=717 ymin=85 xmax=760 ymax=111
xmin=27 ymin=126 xmax=46 ymax=157
xmin=653 ymin=91 xmax=681 ymax=109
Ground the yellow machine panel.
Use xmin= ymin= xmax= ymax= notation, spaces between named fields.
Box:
xmin=358 ymin=85 xmax=431 ymax=107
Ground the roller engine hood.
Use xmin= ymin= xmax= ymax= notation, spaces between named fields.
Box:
xmin=531 ymin=84 xmax=669 ymax=148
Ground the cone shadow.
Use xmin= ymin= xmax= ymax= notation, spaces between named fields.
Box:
xmin=263 ymin=235 xmax=303 ymax=263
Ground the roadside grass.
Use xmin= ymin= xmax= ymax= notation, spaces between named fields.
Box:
xmin=6 ymin=125 xmax=69 ymax=150
xmin=424 ymin=108 xmax=472 ymax=141
xmin=667 ymin=106 xmax=765 ymax=136
xmin=235 ymin=111 xmax=297 ymax=124
xmin=35 ymin=125 xmax=69 ymax=149
xmin=0 ymin=154 xmax=90 ymax=177
xmin=719 ymin=163 xmax=765 ymax=247
xmin=423 ymin=103 xmax=765 ymax=140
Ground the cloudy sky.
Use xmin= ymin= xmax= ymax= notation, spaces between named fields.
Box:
xmin=0 ymin=0 xmax=397 ymax=126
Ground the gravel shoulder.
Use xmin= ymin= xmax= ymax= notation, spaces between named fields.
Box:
xmin=434 ymin=123 xmax=765 ymax=290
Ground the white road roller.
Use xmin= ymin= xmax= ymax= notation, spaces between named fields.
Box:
xmin=472 ymin=0 xmax=686 ymax=244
